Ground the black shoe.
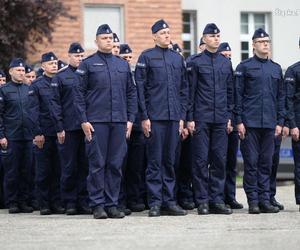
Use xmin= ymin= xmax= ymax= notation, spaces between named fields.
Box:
xmin=40 ymin=207 xmax=52 ymax=215
xmin=270 ymin=199 xmax=284 ymax=210
xmin=180 ymin=201 xmax=195 ymax=210
xmin=66 ymin=204 xmax=77 ymax=215
xmin=259 ymin=203 xmax=280 ymax=213
xmin=248 ymin=204 xmax=260 ymax=214
xmin=128 ymin=203 xmax=146 ymax=212
xmin=51 ymin=205 xmax=65 ymax=214
xmin=197 ymin=203 xmax=209 ymax=215
xmin=148 ymin=205 xmax=161 ymax=217
xmin=77 ymin=206 xmax=92 ymax=215
xmin=93 ymin=206 xmax=107 ymax=219
xmin=118 ymin=206 xmax=132 ymax=216
xmin=161 ymin=205 xmax=187 ymax=216
xmin=210 ymin=203 xmax=233 ymax=215
xmin=226 ymin=200 xmax=243 ymax=209
xmin=105 ymin=207 xmax=125 ymax=219
xmin=19 ymin=203 xmax=34 ymax=213
xmin=8 ymin=204 xmax=20 ymax=214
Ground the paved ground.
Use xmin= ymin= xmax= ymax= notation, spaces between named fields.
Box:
xmin=0 ymin=184 xmax=300 ymax=250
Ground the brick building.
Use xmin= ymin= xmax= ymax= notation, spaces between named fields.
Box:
xmin=27 ymin=0 xmax=182 ymax=65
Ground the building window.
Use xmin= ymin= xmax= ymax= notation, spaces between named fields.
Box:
xmin=182 ymin=11 xmax=197 ymax=58
xmin=84 ymin=5 xmax=124 ymax=49
xmin=240 ymin=12 xmax=271 ymax=60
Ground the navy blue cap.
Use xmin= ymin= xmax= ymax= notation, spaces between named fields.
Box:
xmin=58 ymin=60 xmax=67 ymax=70
xmin=25 ymin=65 xmax=34 ymax=74
xmin=252 ymin=28 xmax=269 ymax=40
xmin=41 ymin=52 xmax=57 ymax=63
xmin=151 ymin=19 xmax=169 ymax=34
xmin=113 ymin=33 xmax=120 ymax=43
xmin=96 ymin=24 xmax=112 ymax=36
xmin=172 ymin=43 xmax=182 ymax=53
xmin=68 ymin=42 xmax=84 ymax=53
xmin=217 ymin=42 xmax=231 ymax=53
xmin=199 ymin=37 xmax=205 ymax=46
xmin=0 ymin=69 xmax=6 ymax=78
xmin=120 ymin=44 xmax=132 ymax=54
xmin=9 ymin=58 xmax=25 ymax=68
xmin=203 ymin=23 xmax=220 ymax=35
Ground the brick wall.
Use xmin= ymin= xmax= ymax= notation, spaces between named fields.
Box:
xmin=27 ymin=0 xmax=182 ymax=65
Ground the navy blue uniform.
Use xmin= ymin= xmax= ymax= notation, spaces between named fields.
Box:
xmin=135 ymin=45 xmax=188 ymax=208
xmin=235 ymin=55 xmax=285 ymax=206
xmin=286 ymin=61 xmax=300 ymax=205
xmin=187 ymin=50 xmax=234 ymax=205
xmin=50 ymin=65 xmax=89 ymax=208
xmin=0 ymin=81 xmax=33 ymax=207
xmin=29 ymin=75 xmax=62 ymax=209
xmin=75 ymin=51 xmax=137 ymax=209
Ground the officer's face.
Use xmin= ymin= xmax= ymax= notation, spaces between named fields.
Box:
xmin=69 ymin=53 xmax=84 ymax=68
xmin=253 ymin=38 xmax=271 ymax=56
xmin=95 ymin=34 xmax=113 ymax=53
xmin=120 ymin=53 xmax=133 ymax=64
xmin=203 ymin=34 xmax=220 ymax=50
xmin=221 ymin=51 xmax=232 ymax=59
xmin=112 ymin=42 xmax=120 ymax=55
xmin=9 ymin=67 xmax=25 ymax=83
xmin=153 ymin=28 xmax=171 ymax=48
xmin=0 ymin=77 xmax=6 ymax=85
xmin=24 ymin=71 xmax=36 ymax=85
xmin=42 ymin=60 xmax=58 ymax=75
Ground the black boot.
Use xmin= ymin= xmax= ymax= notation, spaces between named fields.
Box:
xmin=161 ymin=205 xmax=187 ymax=216
xmin=259 ymin=203 xmax=280 ymax=213
xmin=8 ymin=203 xmax=20 ymax=214
xmin=77 ymin=205 xmax=92 ymax=215
xmin=148 ymin=205 xmax=161 ymax=217
xmin=128 ymin=203 xmax=146 ymax=212
xmin=118 ymin=205 xmax=132 ymax=216
xmin=105 ymin=207 xmax=125 ymax=219
xmin=226 ymin=200 xmax=243 ymax=209
xmin=51 ymin=204 xmax=65 ymax=214
xmin=40 ymin=207 xmax=51 ymax=215
xmin=66 ymin=204 xmax=77 ymax=215
xmin=93 ymin=206 xmax=107 ymax=219
xmin=180 ymin=201 xmax=195 ymax=210
xmin=197 ymin=203 xmax=209 ymax=215
xmin=248 ymin=204 xmax=260 ymax=214
xmin=19 ymin=203 xmax=34 ymax=213
xmin=209 ymin=203 xmax=232 ymax=214
xmin=270 ymin=199 xmax=284 ymax=210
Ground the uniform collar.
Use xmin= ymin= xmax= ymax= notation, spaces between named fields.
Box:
xmin=43 ymin=74 xmax=52 ymax=82
xmin=204 ymin=49 xmax=218 ymax=58
xmin=10 ymin=80 xmax=23 ymax=86
xmin=68 ymin=65 xmax=77 ymax=72
xmin=97 ymin=50 xmax=113 ymax=58
xmin=155 ymin=45 xmax=169 ymax=51
xmin=254 ymin=54 xmax=268 ymax=63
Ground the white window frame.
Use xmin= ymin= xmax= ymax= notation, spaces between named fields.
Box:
xmin=182 ymin=10 xmax=197 ymax=57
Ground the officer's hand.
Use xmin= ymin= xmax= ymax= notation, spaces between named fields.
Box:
xmin=291 ymin=127 xmax=300 ymax=141
xmin=81 ymin=122 xmax=94 ymax=142
xmin=179 ymin=120 xmax=184 ymax=135
xmin=282 ymin=126 xmax=290 ymax=138
xmin=237 ymin=123 xmax=246 ymax=140
xmin=57 ymin=130 xmax=65 ymax=144
xmin=181 ymin=128 xmax=189 ymax=140
xmin=187 ymin=121 xmax=195 ymax=135
xmin=34 ymin=135 xmax=45 ymax=149
xmin=126 ymin=121 xmax=133 ymax=139
xmin=0 ymin=138 xmax=8 ymax=149
xmin=142 ymin=119 xmax=151 ymax=138
xmin=275 ymin=125 xmax=283 ymax=137
xmin=227 ymin=119 xmax=233 ymax=134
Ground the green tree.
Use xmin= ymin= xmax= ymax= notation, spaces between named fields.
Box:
xmin=0 ymin=0 xmax=74 ymax=73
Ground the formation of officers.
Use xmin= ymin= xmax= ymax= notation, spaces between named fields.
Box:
xmin=1 ymin=18 xmax=300 ymax=219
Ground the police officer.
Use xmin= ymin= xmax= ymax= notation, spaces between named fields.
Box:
xmin=285 ymin=38 xmax=300 ymax=211
xmin=112 ymin=33 xmax=121 ymax=55
xmin=58 ymin=60 xmax=67 ymax=71
xmin=216 ymin=42 xmax=243 ymax=209
xmin=0 ymin=70 xmax=6 ymax=85
xmin=187 ymin=23 xmax=233 ymax=215
xmin=29 ymin=52 xmax=65 ymax=215
xmin=119 ymin=44 xmax=133 ymax=64
xmin=50 ymin=43 xmax=91 ymax=215
xmin=0 ymin=58 xmax=33 ymax=213
xmin=135 ymin=19 xmax=188 ymax=217
xmin=235 ymin=28 xmax=285 ymax=214
xmin=24 ymin=65 xmax=36 ymax=85
xmin=75 ymin=24 xmax=137 ymax=219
